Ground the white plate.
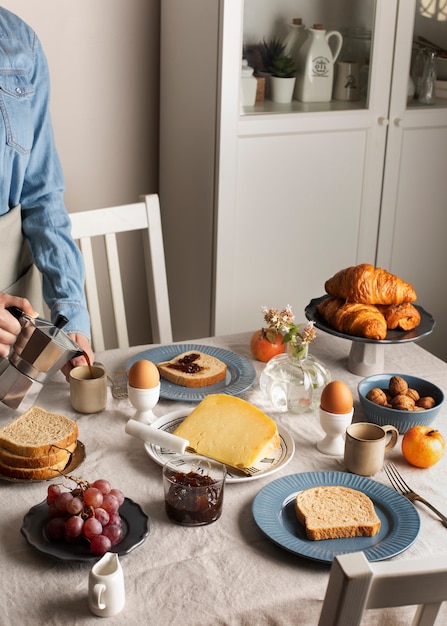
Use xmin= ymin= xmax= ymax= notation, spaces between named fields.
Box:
xmin=143 ymin=409 xmax=295 ymax=483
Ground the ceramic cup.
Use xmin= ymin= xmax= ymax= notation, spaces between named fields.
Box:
xmin=344 ymin=422 xmax=399 ymax=476
xmin=163 ymin=454 xmax=226 ymax=526
xmin=88 ymin=552 xmax=125 ymax=617
xmin=69 ymin=364 xmax=107 ymax=413
xmin=333 ymin=61 xmax=360 ymax=101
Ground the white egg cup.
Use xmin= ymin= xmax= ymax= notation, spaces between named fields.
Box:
xmin=127 ymin=383 xmax=160 ymax=424
xmin=317 ymin=407 xmax=354 ymax=456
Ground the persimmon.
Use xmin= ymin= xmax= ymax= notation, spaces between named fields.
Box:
xmin=250 ymin=329 xmax=286 ymax=362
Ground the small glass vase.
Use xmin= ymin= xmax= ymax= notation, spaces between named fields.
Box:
xmin=260 ymin=342 xmax=331 ymax=414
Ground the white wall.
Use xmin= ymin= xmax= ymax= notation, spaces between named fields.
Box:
xmin=2 ymin=0 xmax=161 ymax=347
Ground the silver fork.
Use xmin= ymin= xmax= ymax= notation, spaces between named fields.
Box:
xmin=384 ymin=462 xmax=447 ymax=527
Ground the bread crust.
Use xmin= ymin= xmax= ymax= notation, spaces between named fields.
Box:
xmin=157 ymin=351 xmax=227 ymax=388
xmin=325 ymin=263 xmax=416 ymax=305
xmin=0 ymin=456 xmax=71 ymax=480
xmin=295 ymin=485 xmax=381 ymax=541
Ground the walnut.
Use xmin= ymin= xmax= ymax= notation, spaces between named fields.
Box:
xmin=391 ymin=394 xmax=415 ymax=411
xmin=416 ymin=396 xmax=436 ymax=409
xmin=389 ymin=375 xmax=408 ymax=397
xmin=366 ymin=388 xmax=388 ymax=405
xmin=406 ymin=388 xmax=420 ymax=402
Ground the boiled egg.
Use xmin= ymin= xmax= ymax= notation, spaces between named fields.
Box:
xmin=320 ymin=380 xmax=353 ymax=414
xmin=128 ymin=359 xmax=160 ymax=389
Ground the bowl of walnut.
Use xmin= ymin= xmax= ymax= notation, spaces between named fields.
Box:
xmin=358 ymin=374 xmax=444 ymax=434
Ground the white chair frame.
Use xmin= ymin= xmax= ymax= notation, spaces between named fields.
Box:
xmin=319 ymin=551 xmax=447 ymax=626
xmin=70 ymin=194 xmax=172 ymax=351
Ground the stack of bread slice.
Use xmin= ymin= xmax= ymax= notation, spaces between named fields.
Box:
xmin=0 ymin=406 xmax=78 ymax=480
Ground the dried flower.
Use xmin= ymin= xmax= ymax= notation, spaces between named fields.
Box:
xmin=261 ymin=305 xmax=316 ymax=346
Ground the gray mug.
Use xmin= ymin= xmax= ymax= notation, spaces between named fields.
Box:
xmin=344 ymin=422 xmax=399 ymax=476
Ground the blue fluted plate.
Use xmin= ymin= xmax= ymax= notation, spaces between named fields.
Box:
xmin=127 ymin=344 xmax=256 ymax=401
xmin=252 ymin=471 xmax=420 ymax=563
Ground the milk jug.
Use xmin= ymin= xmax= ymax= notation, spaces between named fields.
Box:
xmin=294 ymin=24 xmax=343 ymax=102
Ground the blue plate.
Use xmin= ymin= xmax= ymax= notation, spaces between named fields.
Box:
xmin=252 ymin=471 xmax=420 ymax=563
xmin=127 ymin=344 xmax=256 ymax=401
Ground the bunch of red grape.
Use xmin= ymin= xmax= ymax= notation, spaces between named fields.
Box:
xmin=45 ymin=478 xmax=125 ymax=556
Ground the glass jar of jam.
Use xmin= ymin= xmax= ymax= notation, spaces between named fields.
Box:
xmin=163 ymin=455 xmax=226 ymax=526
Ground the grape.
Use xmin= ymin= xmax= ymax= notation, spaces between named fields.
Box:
xmin=90 ymin=534 xmax=112 ymax=556
xmin=66 ymin=496 xmax=83 ymax=516
xmin=46 ymin=517 xmax=65 ymax=540
xmin=110 ymin=488 xmax=125 ymax=506
xmin=46 ymin=484 xmax=62 ymax=505
xmin=84 ymin=487 xmax=103 ymax=508
xmin=43 ymin=477 xmax=126 ymax=556
xmin=102 ymin=494 xmax=119 ymax=514
xmin=65 ymin=515 xmax=84 ymax=538
xmin=54 ymin=491 xmax=73 ymax=512
xmin=107 ymin=512 xmax=123 ymax=527
xmin=92 ymin=479 xmax=111 ymax=495
xmin=93 ymin=507 xmax=110 ymax=527
xmin=83 ymin=517 xmax=103 ymax=539
xmin=102 ymin=524 xmax=123 ymax=546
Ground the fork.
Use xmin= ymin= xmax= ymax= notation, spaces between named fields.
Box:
xmin=384 ymin=462 xmax=447 ymax=527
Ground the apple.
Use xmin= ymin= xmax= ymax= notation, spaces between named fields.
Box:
xmin=250 ymin=329 xmax=286 ymax=362
xmin=401 ymin=425 xmax=446 ymax=468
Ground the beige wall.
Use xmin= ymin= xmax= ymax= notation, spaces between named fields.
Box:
xmin=3 ymin=0 xmax=161 ymax=347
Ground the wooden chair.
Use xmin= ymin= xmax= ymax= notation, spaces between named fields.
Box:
xmin=319 ymin=551 xmax=447 ymax=626
xmin=70 ymin=194 xmax=172 ymax=351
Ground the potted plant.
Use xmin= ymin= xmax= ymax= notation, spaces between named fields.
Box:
xmin=257 ymin=37 xmax=285 ymax=99
xmin=270 ymin=54 xmax=297 ymax=103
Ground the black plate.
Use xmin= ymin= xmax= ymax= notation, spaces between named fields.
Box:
xmin=305 ymin=295 xmax=435 ymax=344
xmin=21 ymin=497 xmax=150 ymax=562
xmin=0 ymin=441 xmax=86 ymax=483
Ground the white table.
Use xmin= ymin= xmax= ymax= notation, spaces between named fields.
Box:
xmin=1 ymin=332 xmax=446 ymax=625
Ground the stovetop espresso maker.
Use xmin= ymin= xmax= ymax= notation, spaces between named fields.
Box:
xmin=0 ymin=306 xmax=83 ymax=409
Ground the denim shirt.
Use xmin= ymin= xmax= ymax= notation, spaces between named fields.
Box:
xmin=0 ymin=7 xmax=90 ymax=338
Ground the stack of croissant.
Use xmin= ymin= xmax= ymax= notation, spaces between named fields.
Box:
xmin=317 ymin=264 xmax=420 ymax=340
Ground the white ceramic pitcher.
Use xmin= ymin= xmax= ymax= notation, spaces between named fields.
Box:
xmin=294 ymin=24 xmax=343 ymax=102
xmin=88 ymin=552 xmax=125 ymax=617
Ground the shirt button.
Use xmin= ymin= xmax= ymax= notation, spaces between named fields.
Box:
xmin=16 ymin=87 xmax=22 ymax=95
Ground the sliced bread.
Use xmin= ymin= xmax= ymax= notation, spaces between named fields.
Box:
xmin=0 ymin=441 xmax=77 ymax=469
xmin=0 ymin=456 xmax=72 ymax=480
xmin=157 ymin=350 xmax=227 ymax=388
xmin=295 ymin=485 xmax=381 ymax=540
xmin=0 ymin=406 xmax=78 ymax=458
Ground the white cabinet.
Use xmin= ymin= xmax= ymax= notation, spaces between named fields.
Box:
xmin=160 ymin=0 xmax=447 ymax=361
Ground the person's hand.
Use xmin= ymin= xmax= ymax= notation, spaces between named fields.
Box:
xmin=61 ymin=333 xmax=95 ymax=381
xmin=0 ymin=293 xmax=39 ymax=359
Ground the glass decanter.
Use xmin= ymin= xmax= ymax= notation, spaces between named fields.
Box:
xmin=260 ymin=342 xmax=330 ymax=414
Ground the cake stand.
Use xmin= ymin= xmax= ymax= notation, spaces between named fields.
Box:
xmin=305 ymin=296 xmax=435 ymax=376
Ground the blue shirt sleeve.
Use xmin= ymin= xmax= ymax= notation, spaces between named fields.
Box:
xmin=0 ymin=8 xmax=91 ymax=338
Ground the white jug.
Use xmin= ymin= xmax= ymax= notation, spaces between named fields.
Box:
xmin=295 ymin=24 xmax=343 ymax=102
xmin=88 ymin=552 xmax=125 ymax=617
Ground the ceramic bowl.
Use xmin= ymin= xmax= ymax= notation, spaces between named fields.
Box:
xmin=357 ymin=373 xmax=444 ymax=434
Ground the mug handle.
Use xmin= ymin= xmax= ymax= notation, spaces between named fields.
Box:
xmin=92 ymin=583 xmax=107 ymax=610
xmin=383 ymin=425 xmax=399 ymax=453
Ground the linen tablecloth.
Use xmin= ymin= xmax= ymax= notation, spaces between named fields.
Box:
xmin=0 ymin=332 xmax=446 ymax=625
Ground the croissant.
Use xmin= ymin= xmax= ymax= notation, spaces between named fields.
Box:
xmin=376 ymin=303 xmax=421 ymax=331
xmin=317 ymin=297 xmax=387 ymax=340
xmin=324 ymin=264 xmax=417 ymax=305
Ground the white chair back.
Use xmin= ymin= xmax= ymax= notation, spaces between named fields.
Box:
xmin=319 ymin=551 xmax=447 ymax=626
xmin=70 ymin=194 xmax=172 ymax=351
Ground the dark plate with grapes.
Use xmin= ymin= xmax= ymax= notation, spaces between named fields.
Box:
xmin=21 ymin=497 xmax=150 ymax=562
